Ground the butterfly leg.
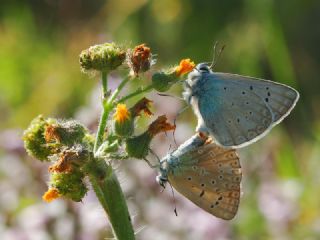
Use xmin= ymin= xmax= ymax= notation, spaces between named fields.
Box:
xmin=157 ymin=93 xmax=184 ymax=101
xmin=172 ymin=105 xmax=190 ymax=146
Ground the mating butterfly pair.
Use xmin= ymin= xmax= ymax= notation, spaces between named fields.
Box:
xmin=156 ymin=63 xmax=299 ymax=219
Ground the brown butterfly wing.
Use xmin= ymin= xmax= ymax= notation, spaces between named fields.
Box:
xmin=168 ymin=143 xmax=242 ymax=220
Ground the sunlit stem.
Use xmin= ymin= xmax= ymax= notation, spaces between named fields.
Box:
xmin=108 ymin=75 xmax=132 ymax=104
xmin=91 ymin=71 xmax=135 ymax=239
xmin=101 ymin=71 xmax=108 ymax=97
xmin=94 ymin=71 xmax=111 ymax=153
xmin=117 ymin=84 xmax=154 ymax=103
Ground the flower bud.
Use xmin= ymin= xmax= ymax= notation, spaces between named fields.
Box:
xmin=125 ymin=131 xmax=152 ymax=159
xmin=23 ymin=115 xmax=57 ymax=161
xmin=79 ymin=42 xmax=126 ymax=72
xmin=152 ymin=58 xmax=195 ymax=92
xmin=152 ymin=70 xmax=178 ymax=92
xmin=49 ymin=170 xmax=88 ymax=202
xmin=48 ymin=145 xmax=90 ymax=173
xmin=44 ymin=120 xmax=88 ymax=146
xmin=113 ymin=104 xmax=134 ymax=137
xmin=127 ymin=44 xmax=153 ymax=75
xmin=125 ymin=115 xmax=175 ymax=159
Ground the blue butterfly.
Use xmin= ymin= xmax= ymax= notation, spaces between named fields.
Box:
xmin=157 ymin=134 xmax=242 ymax=220
xmin=183 ymin=63 xmax=299 ymax=148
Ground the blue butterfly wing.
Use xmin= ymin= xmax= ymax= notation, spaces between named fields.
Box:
xmin=195 ymin=72 xmax=299 ymax=148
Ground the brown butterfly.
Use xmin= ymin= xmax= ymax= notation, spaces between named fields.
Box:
xmin=156 ymin=134 xmax=242 ymax=220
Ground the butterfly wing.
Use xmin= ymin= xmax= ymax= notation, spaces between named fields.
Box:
xmin=168 ymin=143 xmax=241 ymax=220
xmin=195 ymin=72 xmax=299 ymax=147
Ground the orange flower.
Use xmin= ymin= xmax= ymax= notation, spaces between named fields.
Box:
xmin=42 ymin=188 xmax=60 ymax=202
xmin=131 ymin=97 xmax=153 ymax=117
xmin=148 ymin=115 xmax=176 ymax=136
xmin=175 ymin=59 xmax=195 ymax=76
xmin=114 ymin=104 xmax=130 ymax=123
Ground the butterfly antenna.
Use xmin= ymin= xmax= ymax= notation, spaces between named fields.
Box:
xmin=211 ymin=44 xmax=226 ymax=70
xmin=143 ymin=157 xmax=157 ymax=168
xmin=168 ymin=181 xmax=178 ymax=216
xmin=208 ymin=41 xmax=219 ymax=69
xmin=148 ymin=148 xmax=161 ymax=165
xmin=173 ymin=118 xmax=178 ymax=147
xmin=209 ymin=42 xmax=226 ymax=70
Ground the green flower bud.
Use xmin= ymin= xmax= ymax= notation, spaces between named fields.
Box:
xmin=79 ymin=42 xmax=126 ymax=72
xmin=125 ymin=132 xmax=152 ymax=159
xmin=113 ymin=104 xmax=134 ymax=137
xmin=152 ymin=59 xmax=195 ymax=92
xmin=49 ymin=145 xmax=90 ymax=173
xmin=23 ymin=115 xmax=57 ymax=161
xmin=125 ymin=115 xmax=175 ymax=159
xmin=44 ymin=120 xmax=88 ymax=146
xmin=152 ymin=70 xmax=178 ymax=92
xmin=50 ymin=171 xmax=88 ymax=202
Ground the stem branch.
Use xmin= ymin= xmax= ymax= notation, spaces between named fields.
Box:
xmin=117 ymin=84 xmax=154 ymax=103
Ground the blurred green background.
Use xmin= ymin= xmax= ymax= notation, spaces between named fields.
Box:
xmin=0 ymin=0 xmax=319 ymax=239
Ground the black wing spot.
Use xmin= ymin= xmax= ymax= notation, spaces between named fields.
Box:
xmin=266 ymin=87 xmax=269 ymax=90
xmin=249 ymin=111 xmax=253 ymax=115
xmin=215 ymin=201 xmax=219 ymax=205
xmin=242 ymin=91 xmax=246 ymax=95
xmin=218 ymin=196 xmax=223 ymax=200
xmin=237 ymin=118 xmax=240 ymax=123
xmin=265 ymin=98 xmax=269 ymax=102
xmin=219 ymin=175 xmax=223 ymax=180
xmin=267 ymin=92 xmax=271 ymax=96
xmin=224 ymin=87 xmax=227 ymax=90
xmin=246 ymin=102 xmax=249 ymax=105
xmin=231 ymin=102 xmax=234 ymax=106
xmin=210 ymin=204 xmax=214 ymax=208
xmin=187 ymin=177 xmax=192 ymax=181
xmin=201 ymin=183 xmax=205 ymax=187
xmin=250 ymin=86 xmax=253 ymax=90
xmin=199 ymin=190 xmax=205 ymax=197
xmin=211 ymin=180 xmax=216 ymax=185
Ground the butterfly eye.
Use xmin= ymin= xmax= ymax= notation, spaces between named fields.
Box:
xmin=196 ymin=63 xmax=210 ymax=72
xmin=199 ymin=66 xmax=209 ymax=72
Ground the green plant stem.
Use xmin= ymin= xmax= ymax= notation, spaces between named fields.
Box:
xmin=88 ymin=160 xmax=135 ymax=240
xmin=93 ymin=104 xmax=112 ymax=153
xmin=117 ymin=84 xmax=154 ymax=103
xmin=108 ymin=75 xmax=132 ymax=104
xmin=101 ymin=71 xmax=108 ymax=97
xmin=94 ymin=71 xmax=111 ymax=153
xmin=91 ymin=71 xmax=135 ymax=240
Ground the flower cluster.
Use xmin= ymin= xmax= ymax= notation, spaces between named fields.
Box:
xmin=23 ymin=116 xmax=91 ymax=202
xmin=24 ymin=42 xmax=196 ymax=207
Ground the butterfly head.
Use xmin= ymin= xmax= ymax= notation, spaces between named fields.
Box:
xmin=156 ymin=154 xmax=173 ymax=188
xmin=187 ymin=63 xmax=212 ymax=80
xmin=196 ymin=63 xmax=212 ymax=73
xmin=156 ymin=167 xmax=168 ymax=188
